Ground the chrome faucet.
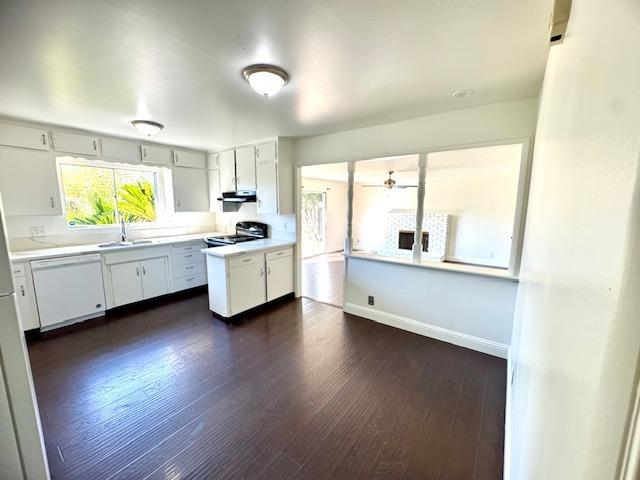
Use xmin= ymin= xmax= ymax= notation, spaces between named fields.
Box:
xmin=120 ymin=217 xmax=128 ymax=242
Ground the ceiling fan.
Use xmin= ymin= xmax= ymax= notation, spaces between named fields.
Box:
xmin=361 ymin=171 xmax=418 ymax=190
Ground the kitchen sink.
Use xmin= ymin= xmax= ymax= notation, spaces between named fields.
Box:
xmin=97 ymin=239 xmax=156 ymax=248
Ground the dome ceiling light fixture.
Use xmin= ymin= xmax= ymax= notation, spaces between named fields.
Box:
xmin=131 ymin=120 xmax=164 ymax=136
xmin=242 ymin=64 xmax=289 ymax=97
xmin=452 ymin=89 xmax=474 ymax=98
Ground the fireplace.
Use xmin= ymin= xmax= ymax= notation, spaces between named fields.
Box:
xmin=398 ymin=230 xmax=429 ymax=252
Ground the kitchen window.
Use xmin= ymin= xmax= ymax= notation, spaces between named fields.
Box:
xmin=58 ymin=157 xmax=163 ymax=227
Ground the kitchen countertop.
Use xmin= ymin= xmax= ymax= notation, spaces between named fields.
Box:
xmin=10 ymin=232 xmax=224 ymax=262
xmin=202 ymin=239 xmax=295 ymax=258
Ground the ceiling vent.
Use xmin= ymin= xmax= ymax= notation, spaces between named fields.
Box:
xmin=549 ymin=0 xmax=572 ymax=45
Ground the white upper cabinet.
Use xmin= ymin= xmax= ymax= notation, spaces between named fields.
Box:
xmin=0 ymin=146 xmax=62 ymax=216
xmin=0 ymin=123 xmax=49 ymax=151
xmin=219 ymin=149 xmax=236 ymax=192
xmin=101 ymin=137 xmax=142 ymax=164
xmin=207 ymin=153 xmax=219 ymax=170
xmin=173 ymin=166 xmax=209 ymax=212
xmin=234 ymin=145 xmax=256 ymax=191
xmin=255 ymin=139 xmax=293 ymax=214
xmin=173 ymin=149 xmax=206 ymax=169
xmin=52 ymin=131 xmax=100 ymax=156
xmin=141 ymin=144 xmax=173 ymax=166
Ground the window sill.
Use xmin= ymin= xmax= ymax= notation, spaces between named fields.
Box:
xmin=346 ymin=252 xmax=518 ymax=281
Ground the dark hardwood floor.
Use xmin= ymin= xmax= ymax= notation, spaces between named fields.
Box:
xmin=27 ymin=291 xmax=506 ymax=480
xmin=302 ymin=252 xmax=344 ymax=306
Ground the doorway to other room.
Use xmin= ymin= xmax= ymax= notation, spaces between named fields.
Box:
xmin=300 ymin=163 xmax=348 ymax=307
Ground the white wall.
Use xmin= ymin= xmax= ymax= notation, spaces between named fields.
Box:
xmin=301 ymin=177 xmax=347 ymax=253
xmin=425 ymin=147 xmax=521 ymax=267
xmin=294 ymin=97 xmax=538 ymax=166
xmin=508 ymin=1 xmax=640 ymax=478
xmin=345 ymin=257 xmax=517 ymax=356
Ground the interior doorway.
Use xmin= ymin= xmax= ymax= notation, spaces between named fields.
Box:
xmin=300 ymin=163 xmax=348 ymax=307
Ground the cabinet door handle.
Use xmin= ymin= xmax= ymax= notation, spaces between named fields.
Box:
xmin=260 ymin=267 xmax=264 ymax=277
xmin=20 ymin=285 xmax=25 ymax=296
xmin=41 ymin=133 xmax=47 ymax=145
xmin=142 ymin=266 xmax=146 ymax=275
xmin=267 ymin=266 xmax=271 ymax=275
xmin=143 ymin=147 xmax=147 ymax=157
xmin=49 ymin=197 xmax=55 ymax=208
xmin=93 ymin=140 xmax=97 ymax=151
xmin=136 ymin=267 xmax=140 ymax=276
xmin=177 ymin=199 xmax=182 ymax=208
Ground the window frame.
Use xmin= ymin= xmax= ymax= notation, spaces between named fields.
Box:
xmin=56 ymin=156 xmax=169 ymax=231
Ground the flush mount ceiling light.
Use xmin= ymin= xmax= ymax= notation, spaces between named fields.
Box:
xmin=131 ymin=120 xmax=164 ymax=136
xmin=242 ymin=64 xmax=289 ymax=97
xmin=452 ymin=89 xmax=474 ymax=98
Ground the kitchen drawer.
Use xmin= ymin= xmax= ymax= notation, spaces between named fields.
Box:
xmin=172 ymin=261 xmax=206 ymax=278
xmin=171 ymin=251 xmax=205 ymax=266
xmin=228 ymin=252 xmax=264 ymax=269
xmin=171 ymin=241 xmax=204 ymax=255
xmin=11 ymin=263 xmax=26 ymax=276
xmin=173 ymin=273 xmax=207 ymax=291
xmin=265 ymin=247 xmax=293 ymax=261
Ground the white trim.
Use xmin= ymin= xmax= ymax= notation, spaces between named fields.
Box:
xmin=504 ymin=346 xmax=513 ymax=480
xmin=446 ymin=255 xmax=509 ymax=269
xmin=343 ymin=301 xmax=509 ymax=358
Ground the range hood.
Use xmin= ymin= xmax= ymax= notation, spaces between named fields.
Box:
xmin=217 ymin=190 xmax=257 ymax=203
xmin=217 ymin=190 xmax=256 ymax=212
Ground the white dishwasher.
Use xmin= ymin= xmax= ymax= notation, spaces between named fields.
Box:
xmin=31 ymin=254 xmax=106 ymax=329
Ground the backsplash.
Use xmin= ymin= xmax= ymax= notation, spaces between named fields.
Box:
xmin=214 ymin=203 xmax=296 ymax=241
xmin=7 ymin=212 xmax=218 ymax=251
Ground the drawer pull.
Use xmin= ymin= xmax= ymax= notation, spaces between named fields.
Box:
xmin=185 ymin=254 xmax=193 ymax=258
xmin=277 ymin=251 xmax=284 ymax=256
xmin=243 ymin=258 xmax=251 ymax=263
xmin=185 ymin=265 xmax=194 ymax=270
xmin=186 ymin=276 xmax=194 ymax=282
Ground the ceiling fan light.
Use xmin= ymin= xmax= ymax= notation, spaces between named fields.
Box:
xmin=242 ymin=64 xmax=289 ymax=97
xmin=131 ymin=120 xmax=164 ymax=136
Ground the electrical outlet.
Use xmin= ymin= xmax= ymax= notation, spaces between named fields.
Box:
xmin=30 ymin=226 xmax=46 ymax=238
xmin=368 ymin=295 xmax=375 ymax=306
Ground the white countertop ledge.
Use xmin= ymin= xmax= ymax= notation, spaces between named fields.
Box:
xmin=347 ymin=252 xmax=518 ymax=281
xmin=10 ymin=232 xmax=224 ymax=262
xmin=202 ymin=239 xmax=295 ymax=258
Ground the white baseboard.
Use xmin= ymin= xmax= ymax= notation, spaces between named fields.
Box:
xmin=504 ymin=346 xmax=513 ymax=480
xmin=343 ymin=302 xmax=509 ymax=359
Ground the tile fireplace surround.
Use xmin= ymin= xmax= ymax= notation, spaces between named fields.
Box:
xmin=381 ymin=209 xmax=450 ymax=261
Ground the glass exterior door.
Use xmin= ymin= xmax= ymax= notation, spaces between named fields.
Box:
xmin=301 ymin=191 xmax=326 ymax=258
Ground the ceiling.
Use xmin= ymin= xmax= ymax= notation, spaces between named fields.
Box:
xmin=0 ymin=0 xmax=552 ymax=151
xmin=302 ymin=143 xmax=522 ymax=183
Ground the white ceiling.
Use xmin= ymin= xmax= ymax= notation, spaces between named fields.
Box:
xmin=0 ymin=0 xmax=552 ymax=151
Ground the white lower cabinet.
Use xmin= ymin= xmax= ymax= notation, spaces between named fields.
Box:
xmin=109 ymin=257 xmax=169 ymax=307
xmin=207 ymin=246 xmax=294 ymax=318
xmin=109 ymin=261 xmax=144 ymax=306
xmin=140 ymin=257 xmax=169 ymax=299
xmin=266 ymin=249 xmax=294 ymax=302
xmin=229 ymin=258 xmax=266 ymax=315
xmin=11 ymin=264 xmax=40 ymax=331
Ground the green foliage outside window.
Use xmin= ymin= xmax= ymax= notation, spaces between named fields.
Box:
xmin=60 ymin=163 xmax=157 ymax=226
